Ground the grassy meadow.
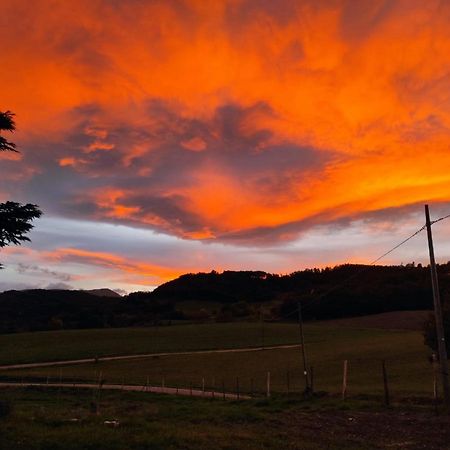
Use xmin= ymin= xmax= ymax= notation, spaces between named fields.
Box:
xmin=0 ymin=323 xmax=300 ymax=365
xmin=0 ymin=321 xmax=435 ymax=399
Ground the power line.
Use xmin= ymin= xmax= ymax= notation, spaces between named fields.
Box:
xmin=275 ymin=212 xmax=450 ymax=320
xmin=431 ymin=213 xmax=450 ymax=226
xmin=368 ymin=224 xmax=426 ymax=265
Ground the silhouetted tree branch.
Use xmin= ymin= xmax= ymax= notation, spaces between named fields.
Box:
xmin=0 ymin=201 xmax=42 ymax=247
xmin=0 ymin=111 xmax=18 ymax=152
xmin=0 ymin=110 xmax=42 ymax=268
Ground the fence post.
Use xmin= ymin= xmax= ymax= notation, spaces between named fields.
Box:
xmin=267 ymin=371 xmax=271 ymax=398
xmin=286 ymin=371 xmax=290 ymax=396
xmin=236 ymin=377 xmax=240 ymax=400
xmin=382 ymin=360 xmax=390 ymax=407
xmin=342 ymin=360 xmax=348 ymax=400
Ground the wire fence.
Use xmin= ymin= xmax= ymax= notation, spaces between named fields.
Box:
xmin=0 ymin=353 xmax=441 ymax=406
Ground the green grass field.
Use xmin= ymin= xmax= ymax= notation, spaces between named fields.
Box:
xmin=1 ymin=322 xmax=435 ymax=399
xmin=0 ymin=323 xmax=302 ymax=365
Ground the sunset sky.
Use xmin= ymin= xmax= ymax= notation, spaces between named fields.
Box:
xmin=1 ymin=0 xmax=450 ymax=293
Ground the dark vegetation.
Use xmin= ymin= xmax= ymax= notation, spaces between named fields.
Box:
xmin=0 ymin=289 xmax=182 ymax=333
xmin=0 ymin=110 xmax=41 ymax=268
xmin=0 ymin=262 xmax=447 ymax=334
xmin=152 ymin=263 xmax=443 ymax=321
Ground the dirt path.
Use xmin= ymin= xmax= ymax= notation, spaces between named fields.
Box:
xmin=0 ymin=381 xmax=248 ymax=400
xmin=0 ymin=344 xmax=300 ymax=371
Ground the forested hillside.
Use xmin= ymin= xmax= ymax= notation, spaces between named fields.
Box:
xmin=1 ymin=263 xmax=447 ymax=333
xmin=151 ymin=263 xmax=446 ymax=320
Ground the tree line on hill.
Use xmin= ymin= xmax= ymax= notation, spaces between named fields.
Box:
xmin=0 ymin=262 xmax=448 ymax=334
xmin=0 ymin=289 xmax=182 ymax=333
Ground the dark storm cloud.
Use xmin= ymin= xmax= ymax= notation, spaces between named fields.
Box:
xmin=4 ymin=91 xmax=442 ymax=248
xmin=9 ymin=99 xmax=339 ymax=243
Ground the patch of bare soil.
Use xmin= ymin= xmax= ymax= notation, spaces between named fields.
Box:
xmin=274 ymin=409 xmax=450 ymax=449
xmin=317 ymin=311 xmax=431 ymax=331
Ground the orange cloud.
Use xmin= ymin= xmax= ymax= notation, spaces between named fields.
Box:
xmin=45 ymin=248 xmax=188 ymax=284
xmin=1 ymin=0 xmax=450 ymax=245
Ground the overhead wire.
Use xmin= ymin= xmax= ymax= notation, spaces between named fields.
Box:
xmin=272 ymin=212 xmax=450 ymax=320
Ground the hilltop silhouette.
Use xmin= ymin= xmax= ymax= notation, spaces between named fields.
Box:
xmin=0 ymin=263 xmax=445 ymax=333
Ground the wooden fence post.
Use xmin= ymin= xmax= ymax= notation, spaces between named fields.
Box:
xmin=342 ymin=360 xmax=348 ymax=400
xmin=286 ymin=371 xmax=290 ymax=396
xmin=382 ymin=360 xmax=390 ymax=407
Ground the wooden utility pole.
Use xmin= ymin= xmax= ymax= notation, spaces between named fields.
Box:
xmin=260 ymin=310 xmax=265 ymax=350
xmin=425 ymin=204 xmax=450 ymax=410
xmin=297 ymin=301 xmax=310 ymax=391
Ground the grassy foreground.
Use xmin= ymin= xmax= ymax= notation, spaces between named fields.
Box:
xmin=0 ymin=387 xmax=449 ymax=450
